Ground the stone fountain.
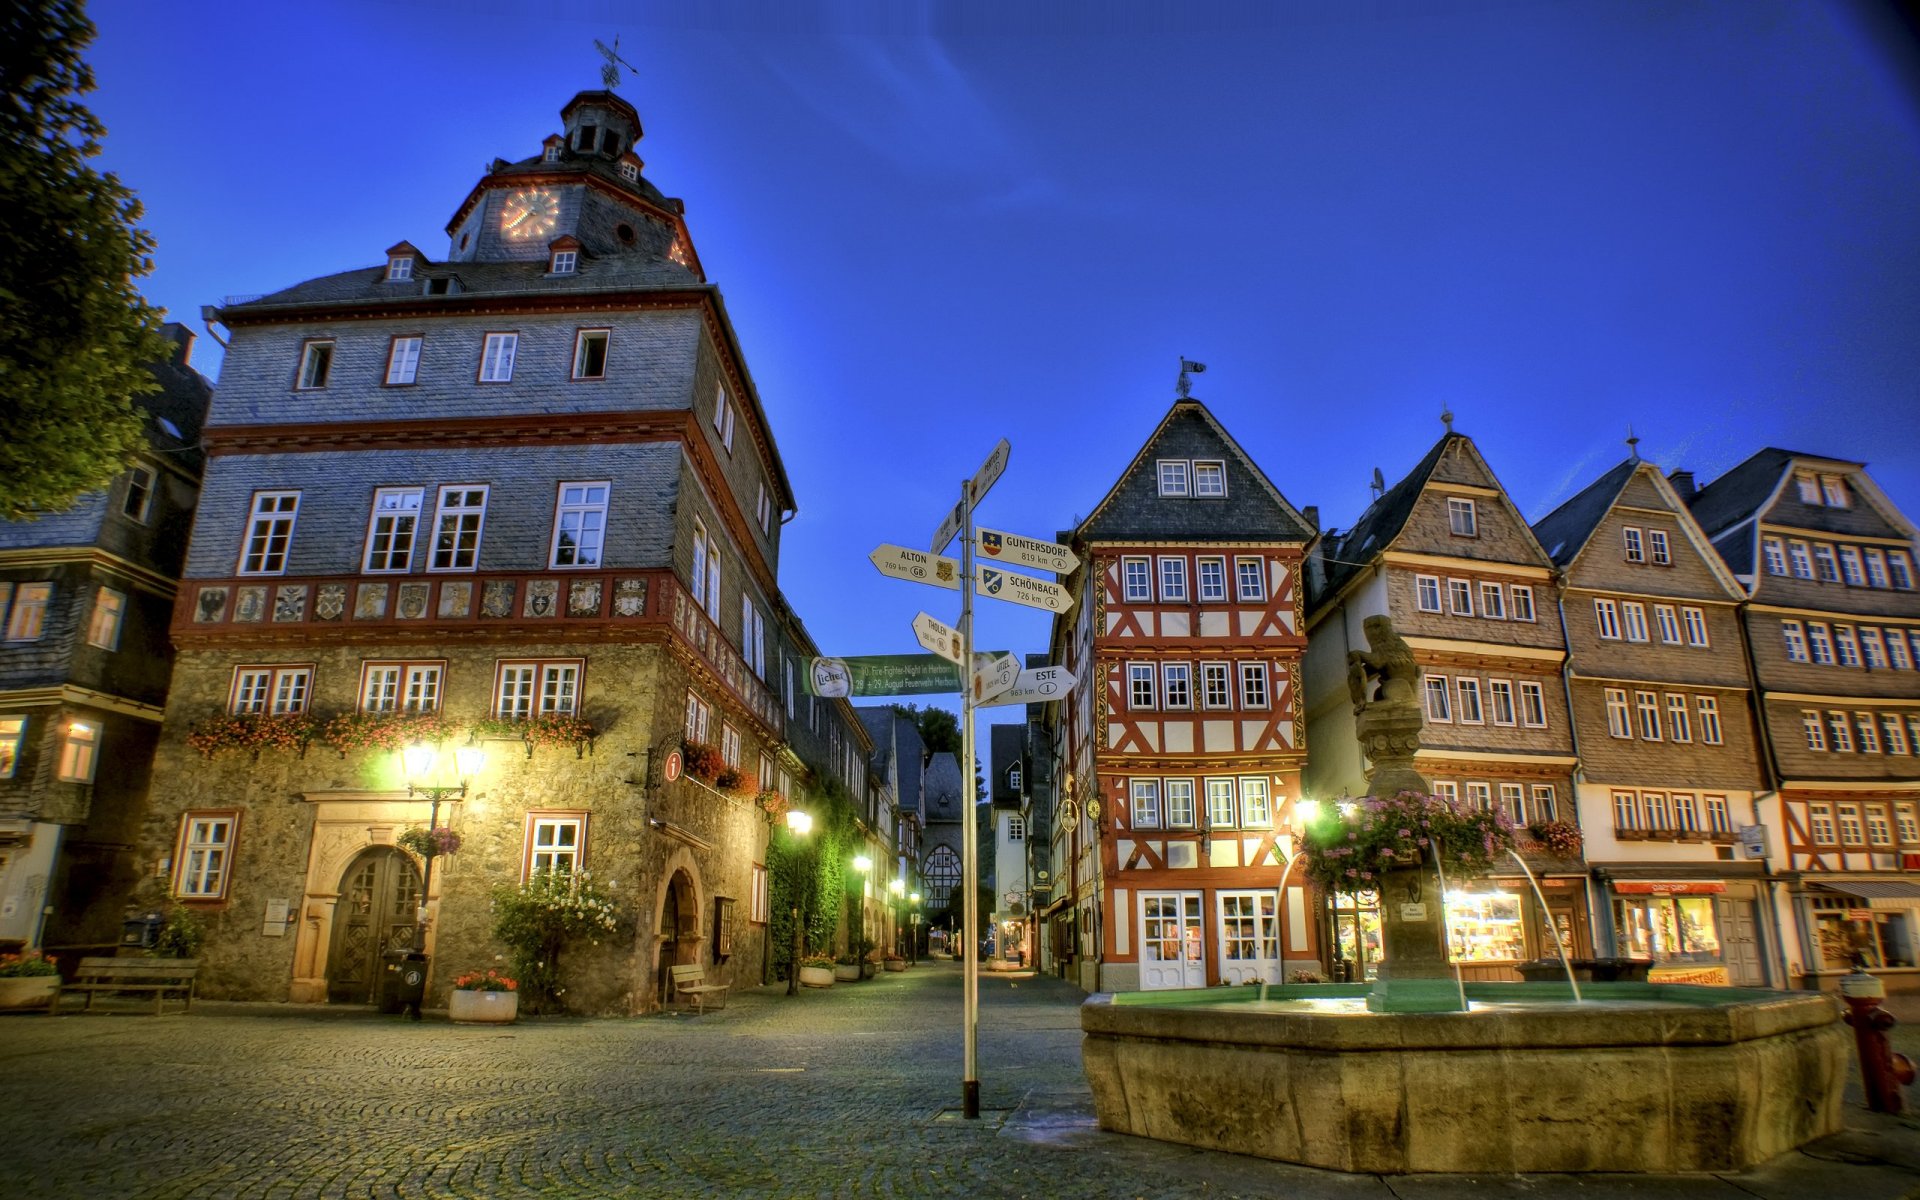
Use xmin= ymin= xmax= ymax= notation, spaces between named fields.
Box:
xmin=1081 ymin=616 xmax=1847 ymax=1174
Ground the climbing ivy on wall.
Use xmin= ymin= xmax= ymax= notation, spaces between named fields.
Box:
xmin=766 ymin=763 xmax=860 ymax=973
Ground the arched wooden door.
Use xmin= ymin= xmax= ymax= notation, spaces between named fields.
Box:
xmin=657 ymin=870 xmax=699 ymax=1007
xmin=327 ymin=847 xmax=422 ymax=1004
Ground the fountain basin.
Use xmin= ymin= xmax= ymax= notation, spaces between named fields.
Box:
xmin=1081 ymin=982 xmax=1846 ymax=1174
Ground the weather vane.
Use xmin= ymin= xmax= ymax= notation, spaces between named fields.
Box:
xmin=1440 ymin=405 xmax=1455 ymax=432
xmin=1176 ymin=357 xmax=1206 ymax=399
xmin=595 ymin=36 xmax=639 ymax=90
xmin=1626 ymin=425 xmax=1641 ymax=460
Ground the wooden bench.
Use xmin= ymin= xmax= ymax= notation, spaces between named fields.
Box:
xmin=670 ymin=963 xmax=728 ymax=1012
xmin=51 ymin=957 xmax=198 ymax=1016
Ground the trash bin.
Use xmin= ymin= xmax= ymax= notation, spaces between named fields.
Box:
xmin=382 ymin=952 xmax=429 ymax=1014
xmin=121 ymin=912 xmax=165 ymax=951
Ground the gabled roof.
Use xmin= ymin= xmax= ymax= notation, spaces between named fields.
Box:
xmin=989 ymin=725 xmax=1024 ymax=807
xmin=924 ymin=752 xmax=963 ymax=821
xmin=1685 ymin=448 xmax=1800 ymax=539
xmin=1074 ymin=399 xmax=1315 ymax=545
xmin=1532 ymin=459 xmax=1638 ymax=567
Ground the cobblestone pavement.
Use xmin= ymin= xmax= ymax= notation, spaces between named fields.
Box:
xmin=4 ymin=962 xmax=1919 ymax=1200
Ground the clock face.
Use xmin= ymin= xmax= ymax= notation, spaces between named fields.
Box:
xmin=500 ymin=189 xmax=559 ymax=240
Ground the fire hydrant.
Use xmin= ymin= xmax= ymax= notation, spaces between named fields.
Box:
xmin=1840 ymin=962 xmax=1916 ymax=1114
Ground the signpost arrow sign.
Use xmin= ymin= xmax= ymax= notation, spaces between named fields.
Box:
xmin=931 ymin=501 xmax=963 ymax=555
xmin=975 ymin=565 xmax=1074 ymax=614
xmin=913 ymin=612 xmax=965 ymax=665
xmin=978 ymin=664 xmax=1078 ymax=707
xmin=870 ymin=544 xmax=961 ymax=590
xmin=975 ymin=526 xmax=1078 ymax=575
xmin=968 ymin=438 xmax=1011 ymax=504
xmin=969 ymin=652 xmax=1019 ymax=704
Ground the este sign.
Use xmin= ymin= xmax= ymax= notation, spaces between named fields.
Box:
xmin=978 ymin=665 xmax=1078 ymax=707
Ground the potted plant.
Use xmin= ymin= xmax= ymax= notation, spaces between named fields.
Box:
xmin=798 ymin=955 xmax=835 ymax=988
xmin=448 ymin=967 xmax=518 ymax=1023
xmin=490 ymin=870 xmax=623 ymax=1014
xmin=832 ymin=954 xmax=862 ymax=983
xmin=0 ymin=951 xmax=61 ymax=1010
xmin=884 ymin=952 xmax=907 ymax=972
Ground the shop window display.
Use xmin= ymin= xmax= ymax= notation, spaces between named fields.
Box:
xmin=1614 ymin=896 xmax=1722 ymax=968
xmin=1447 ymin=890 xmax=1526 ymax=964
xmin=1810 ymin=896 xmax=1913 ymax=970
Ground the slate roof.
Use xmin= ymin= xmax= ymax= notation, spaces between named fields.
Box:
xmin=924 ymin=752 xmax=963 ymax=822
xmin=1531 ymin=458 xmax=1637 ymax=567
xmin=1074 ymin=399 xmax=1315 ymax=544
xmin=1315 ymin=433 xmax=1452 ymax=601
xmin=989 ymin=724 xmax=1024 ymax=807
xmin=1684 ymin=448 xmax=1798 ymax=539
xmin=220 ymin=254 xmax=703 ymax=317
xmin=146 ymin=324 xmax=212 ymax=467
xmin=857 ymin=709 xmax=896 ymax=780
xmin=486 ymin=150 xmax=675 ymax=214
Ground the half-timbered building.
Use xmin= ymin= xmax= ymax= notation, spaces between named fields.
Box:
xmin=1304 ymin=426 xmax=1589 ymax=981
xmin=1046 ymin=398 xmax=1319 ymax=992
xmin=1533 ymin=456 xmax=1772 ymax=984
xmin=1684 ymin=450 xmax=1920 ymax=994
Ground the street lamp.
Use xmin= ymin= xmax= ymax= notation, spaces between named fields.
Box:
xmin=785 ymin=809 xmax=813 ymax=996
xmin=889 ymin=878 xmax=906 ymax=959
xmin=909 ymin=891 xmax=922 ymax=965
xmin=396 ymin=741 xmax=484 ymax=1019
xmin=851 ymin=855 xmax=872 ymax=977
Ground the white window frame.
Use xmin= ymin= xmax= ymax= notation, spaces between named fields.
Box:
xmin=1239 ymin=662 xmax=1269 ymax=710
xmin=1682 ymin=606 xmax=1709 ymax=647
xmin=571 ymin=328 xmax=609 ymax=380
xmin=1455 ymin=677 xmax=1484 ymax=724
xmin=1822 ymin=475 xmax=1850 ymax=507
xmin=549 ymin=481 xmax=610 ymax=569
xmin=1808 ymin=802 xmax=1834 ymax=845
xmin=1605 ymin=688 xmax=1631 ymax=739
xmin=238 ymin=491 xmax=301 ymax=576
xmin=1127 ymin=662 xmax=1156 ymax=710
xmin=1500 ymin=783 xmax=1527 ymax=825
xmin=478 ymin=332 xmax=518 ymax=383
xmin=494 ymin=660 xmax=582 ymax=719
xmin=1164 ymin=779 xmax=1196 ymax=828
xmin=1787 ymin=540 xmax=1813 ymax=579
xmin=1130 ymin=779 xmax=1161 ymax=829
xmin=1861 ymin=628 xmax=1887 ymax=669
xmin=386 ymin=254 xmax=414 ymax=281
xmin=1235 ymin=557 xmax=1265 ymax=602
xmin=1158 ymin=556 xmax=1188 ymax=602
xmin=0 ymin=715 xmax=22 ymax=780
xmin=230 ymin=665 xmax=312 ymax=715
xmin=384 ymin=335 xmax=422 ymax=385
xmin=362 ymin=486 xmax=424 ymax=573
xmin=1198 ymin=557 xmax=1227 ymax=602
xmin=1697 ymin=696 xmax=1723 ymax=745
xmin=525 ymin=813 xmax=585 ymax=878
xmin=550 ymin=249 xmax=578 ymax=275
xmin=428 ymin=486 xmax=489 ymax=572
xmin=1425 ymin=675 xmax=1453 ymax=723
xmin=1828 ymin=712 xmax=1854 ymax=753
xmin=1866 ymin=549 xmax=1890 ymax=588
xmin=1857 ymin=713 xmax=1881 ymax=755
xmin=1593 ymin=597 xmax=1620 ymax=640
xmin=175 ymin=814 xmax=236 ymax=898
xmin=1666 ymin=693 xmax=1692 ymax=742
xmin=1488 ymin=678 xmax=1516 ymax=726
xmin=1835 ymin=625 xmax=1860 ymax=668
xmin=1620 ymin=601 xmax=1649 ymax=643
xmin=1890 ymin=552 xmax=1915 ymax=590
xmin=713 ymin=384 xmax=736 ymax=452
xmin=1447 ymin=579 xmax=1474 ymax=616
xmin=1635 ymin=691 xmax=1663 ymax=741
xmin=1121 ymin=556 xmax=1151 ymax=602
xmin=359 ymin=661 xmax=444 ymax=714
xmin=1893 ymin=634 xmax=1916 ymax=671
xmin=1156 ymin=460 xmax=1190 ymax=497
xmin=1886 ymin=715 xmax=1910 ymax=757
xmin=1200 ymin=662 xmax=1231 ymax=710
xmin=122 ymin=464 xmax=156 ymax=523
xmin=1814 ymin=545 xmax=1840 ymax=583
xmin=1519 ymin=681 xmax=1548 ymax=728
xmin=1530 ymin=785 xmax=1558 ymax=822
xmin=1782 ymin=620 xmax=1809 ymax=663
xmin=1509 ymin=585 xmax=1536 ymax=622
xmin=1162 ymin=663 xmax=1192 ymax=710
xmin=1614 ymin=791 xmax=1640 ymax=831
xmin=86 ymin=586 xmax=125 ymax=651
xmin=1206 ymin=778 xmax=1237 ymax=828
xmin=1623 ymin=526 xmax=1644 ymax=563
xmin=722 ymin=724 xmax=741 ymax=768
xmin=1478 ymin=582 xmax=1505 ymax=619
xmin=296 ymin=339 xmax=334 ymax=390
xmin=57 ymin=720 xmax=99 ymax=782
xmin=1239 ymin=778 xmax=1272 ymax=827
xmin=1193 ymin=461 xmax=1226 ymax=497
xmin=1841 ymin=546 xmax=1865 ymax=587
xmin=1649 ymin=529 xmax=1670 ymax=565
xmin=1414 ymin=575 xmax=1442 ymax=613
xmin=1762 ymin=537 xmax=1787 ymax=575
xmin=1465 ymin=782 xmax=1492 ymax=813
xmin=1653 ymin=604 xmax=1681 ymax=644
xmin=1447 ymin=497 xmax=1477 ymax=537
xmin=1802 ymin=710 xmax=1826 ymax=751
xmin=684 ymin=692 xmax=711 ymax=744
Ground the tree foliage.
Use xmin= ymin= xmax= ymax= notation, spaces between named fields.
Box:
xmin=0 ymin=0 xmax=172 ymax=517
xmin=766 ymin=762 xmax=862 ymax=973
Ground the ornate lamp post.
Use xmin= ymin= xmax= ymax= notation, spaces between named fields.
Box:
xmin=785 ymin=809 xmax=813 ymax=997
xmin=888 ymin=877 xmax=906 ymax=957
xmin=909 ymin=892 xmax=922 ymax=965
xmin=851 ymin=854 xmax=872 ymax=976
xmin=396 ymin=741 xmax=484 ymax=1019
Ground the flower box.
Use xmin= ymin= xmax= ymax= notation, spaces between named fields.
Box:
xmin=449 ymin=988 xmax=518 ymax=1024
xmin=0 ymin=975 xmax=60 ymax=1011
xmin=884 ymin=958 xmax=907 ymax=972
xmin=832 ymin=963 xmax=862 ymax=982
xmin=799 ymin=965 xmax=835 ymax=988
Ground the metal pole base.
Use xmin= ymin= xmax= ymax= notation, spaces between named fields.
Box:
xmin=963 ymin=1079 xmax=980 ymax=1119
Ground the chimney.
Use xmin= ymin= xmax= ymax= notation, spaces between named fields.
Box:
xmin=159 ymin=321 xmax=195 ymax=367
xmin=1668 ymin=469 xmax=1697 ymax=503
xmin=1302 ymin=505 xmax=1320 ymax=532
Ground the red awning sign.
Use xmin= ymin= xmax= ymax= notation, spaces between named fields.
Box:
xmin=1614 ymin=881 xmax=1726 ymax=896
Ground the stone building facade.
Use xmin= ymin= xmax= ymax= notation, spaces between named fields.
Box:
xmin=134 ymin=91 xmax=883 ymax=1013
xmin=1685 ymin=450 xmax=1920 ymax=994
xmin=1304 ymin=427 xmax=1589 ymax=981
xmin=0 ymin=325 xmax=210 ymax=951
xmin=1533 ymin=458 xmax=1771 ymax=985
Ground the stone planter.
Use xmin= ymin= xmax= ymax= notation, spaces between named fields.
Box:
xmin=799 ymin=966 xmax=835 ymax=988
xmin=0 ymin=975 xmax=60 ymax=1011
xmin=884 ymin=959 xmax=907 ymax=972
xmin=832 ymin=964 xmax=861 ymax=982
xmin=448 ymin=989 xmax=518 ymax=1024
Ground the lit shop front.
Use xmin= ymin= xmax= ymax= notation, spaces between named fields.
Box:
xmin=1443 ymin=877 xmax=1592 ymax=982
xmin=1798 ymin=882 xmax=1920 ymax=991
xmin=1611 ymin=881 xmax=1728 ymax=984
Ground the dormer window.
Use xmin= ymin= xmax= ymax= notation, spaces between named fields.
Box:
xmin=386 ymin=255 xmax=413 ymax=281
xmin=600 ymin=129 xmax=621 ymax=155
xmin=575 ymin=124 xmax=597 ymax=151
xmin=619 ymin=161 xmax=638 ymax=183
xmin=550 ymin=250 xmax=577 ymax=275
xmin=543 ymin=143 xmax=561 ymax=163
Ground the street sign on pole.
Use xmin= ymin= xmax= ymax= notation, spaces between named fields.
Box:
xmin=869 ymin=544 xmax=961 ymax=589
xmin=1738 ymin=824 xmax=1768 ymax=860
xmin=977 ymin=664 xmax=1077 ymax=707
xmin=803 ymin=653 xmax=1018 ymax=697
xmin=975 ymin=565 xmax=1073 ymax=614
xmin=931 ymin=500 xmax=963 ymax=555
xmin=912 ymin=612 xmax=965 ymax=665
xmin=975 ymin=526 xmax=1078 ymax=575
xmin=969 ymin=652 xmax=1018 ymax=703
xmin=967 ymin=438 xmax=1011 ymax=504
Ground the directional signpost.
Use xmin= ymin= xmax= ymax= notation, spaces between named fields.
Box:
xmin=975 ymin=526 xmax=1078 ymax=575
xmin=969 ymin=652 xmax=1018 ymax=704
xmin=913 ymin=612 xmax=965 ymax=664
xmin=977 ymin=664 xmax=1077 ymax=707
xmin=976 ymin=565 xmax=1073 ymax=614
xmin=870 ymin=544 xmax=961 ymax=590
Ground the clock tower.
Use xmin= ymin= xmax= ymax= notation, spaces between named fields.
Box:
xmin=444 ymin=89 xmax=699 ymax=276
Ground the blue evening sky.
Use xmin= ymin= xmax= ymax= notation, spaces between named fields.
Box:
xmin=87 ymin=1 xmax=1920 ymax=716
